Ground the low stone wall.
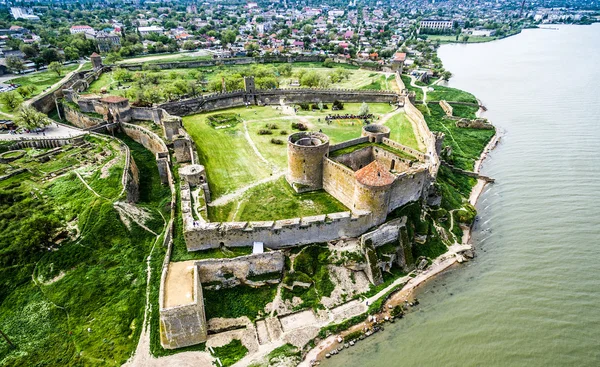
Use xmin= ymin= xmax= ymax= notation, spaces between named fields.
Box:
xmin=381 ymin=138 xmax=426 ymax=161
xmin=159 ymin=266 xmax=207 ymax=349
xmin=159 ymin=88 xmax=398 ymax=116
xmin=8 ymin=135 xmax=86 ymax=150
xmin=360 ymin=217 xmax=407 ymax=248
xmin=183 ymin=211 xmax=375 ymax=251
xmin=63 ymin=105 xmax=105 ymax=129
xmin=328 ymin=136 xmax=369 ymax=153
xmin=439 ymin=100 xmax=453 ymax=116
xmin=195 ymin=251 xmax=285 ymax=288
xmin=255 ymin=88 xmax=398 ymax=105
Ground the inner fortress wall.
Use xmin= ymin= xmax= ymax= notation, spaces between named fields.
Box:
xmin=332 ymin=146 xmax=373 ymax=171
xmin=322 ymin=158 xmax=357 ymax=210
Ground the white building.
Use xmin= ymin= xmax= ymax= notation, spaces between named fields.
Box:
xmin=70 ymin=25 xmax=96 ymax=36
xmin=138 ymin=26 xmax=165 ymax=36
xmin=10 ymin=7 xmax=40 ymax=21
xmin=419 ymin=19 xmax=453 ymax=30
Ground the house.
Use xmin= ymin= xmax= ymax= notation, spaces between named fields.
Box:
xmin=419 ymin=19 xmax=453 ymax=31
xmin=70 ymin=25 xmax=96 ymax=36
xmin=96 ymin=32 xmax=121 ymax=53
xmin=138 ymin=26 xmax=164 ymax=36
xmin=391 ymin=52 xmax=406 ymax=73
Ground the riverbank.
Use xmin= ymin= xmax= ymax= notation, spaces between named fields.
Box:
xmin=298 ymin=105 xmax=500 ymax=367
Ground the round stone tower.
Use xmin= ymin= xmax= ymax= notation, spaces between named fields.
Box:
xmin=353 ymin=161 xmax=395 ymax=225
xmin=361 ymin=124 xmax=390 ymax=143
xmin=287 ymin=131 xmax=330 ymax=192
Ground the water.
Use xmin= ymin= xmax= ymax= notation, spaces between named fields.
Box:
xmin=323 ymin=25 xmax=600 ymax=366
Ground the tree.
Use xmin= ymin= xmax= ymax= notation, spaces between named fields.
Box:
xmin=300 ymin=71 xmax=320 ymax=87
xmin=17 ymin=85 xmax=35 ymax=99
xmin=40 ymin=48 xmax=63 ymax=64
xmin=48 ymin=61 xmax=63 ymax=76
xmin=113 ymin=68 xmax=133 ymax=82
xmin=220 ymin=29 xmax=238 ymax=46
xmin=442 ymin=71 xmax=452 ymax=81
xmin=14 ymin=106 xmax=50 ymax=130
xmin=19 ymin=44 xmax=38 ymax=59
xmin=6 ymin=56 xmax=25 ymax=74
xmin=0 ymin=92 xmax=22 ymax=111
xmin=182 ymin=40 xmax=196 ymax=50
xmin=358 ymin=102 xmax=370 ymax=116
xmin=104 ymin=52 xmax=123 ymax=64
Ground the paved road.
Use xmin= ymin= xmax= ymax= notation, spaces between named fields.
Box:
xmin=0 ymin=123 xmax=85 ymax=141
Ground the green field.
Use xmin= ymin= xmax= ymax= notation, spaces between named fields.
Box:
xmin=425 ymin=35 xmax=499 ymax=43
xmin=426 ymin=85 xmax=478 ymax=104
xmin=0 ymin=135 xmax=170 ymax=366
xmin=183 ymin=103 xmax=405 ymax=199
xmin=9 ymin=64 xmax=80 ymax=98
xmin=384 ymin=113 xmax=421 ymax=151
xmin=208 ymin=177 xmax=348 ymax=222
xmin=420 ymin=103 xmax=494 ymax=170
xmin=401 ymin=74 xmax=424 ymax=102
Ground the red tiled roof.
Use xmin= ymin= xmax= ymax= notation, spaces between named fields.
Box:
xmin=355 ymin=161 xmax=395 ymax=187
xmin=100 ymin=95 xmax=128 ymax=103
xmin=394 ymin=52 xmax=406 ymax=61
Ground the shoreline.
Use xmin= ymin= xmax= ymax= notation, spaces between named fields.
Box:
xmin=298 ymin=125 xmax=500 ymax=367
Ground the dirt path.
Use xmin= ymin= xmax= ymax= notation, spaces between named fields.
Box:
xmin=242 ymin=120 xmax=279 ymax=174
xmin=409 ymin=75 xmax=428 ymax=104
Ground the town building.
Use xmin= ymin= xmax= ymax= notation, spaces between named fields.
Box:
xmin=419 ymin=19 xmax=453 ymax=30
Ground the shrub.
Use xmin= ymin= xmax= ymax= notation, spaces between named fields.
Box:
xmin=258 ymin=129 xmax=273 ymax=135
xmin=291 ymin=122 xmax=308 ymax=131
xmin=270 ymin=138 xmax=284 ymax=145
xmin=265 ymin=123 xmax=278 ymax=129
xmin=280 ymin=130 xmax=288 ymax=135
xmin=298 ymin=103 xmax=310 ymax=111
xmin=332 ymin=100 xmax=344 ymax=110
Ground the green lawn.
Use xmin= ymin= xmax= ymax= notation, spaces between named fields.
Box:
xmin=425 ymin=35 xmax=499 ymax=43
xmin=401 ymin=75 xmax=424 ymax=102
xmin=9 ymin=64 xmax=80 ymax=98
xmin=385 ymin=113 xmax=421 ymax=151
xmin=183 ymin=110 xmax=273 ymax=199
xmin=420 ymin=103 xmax=495 ymax=170
xmin=0 ymin=135 xmax=170 ymax=366
xmin=427 ymin=85 xmax=478 ymax=104
xmin=208 ymin=177 xmax=348 ymax=222
xmin=184 ymin=104 xmax=404 ymax=199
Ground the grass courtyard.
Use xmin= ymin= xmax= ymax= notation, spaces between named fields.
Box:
xmin=182 ymin=103 xmax=406 ymax=199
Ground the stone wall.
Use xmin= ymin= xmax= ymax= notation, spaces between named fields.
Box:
xmin=63 ymin=105 xmax=104 ymax=129
xmin=381 ymin=138 xmax=426 ymax=162
xmin=158 ymin=88 xmax=398 ymax=116
xmin=159 ymin=266 xmax=207 ymax=349
xmin=360 ymin=217 xmax=407 ymax=248
xmin=388 ymin=167 xmax=429 ymax=211
xmin=195 ymin=251 xmax=285 ymax=288
xmin=120 ymin=122 xmax=168 ymax=155
xmin=8 ymin=135 xmax=86 ymax=150
xmin=255 ymin=88 xmax=398 ymax=106
xmin=183 ymin=211 xmax=375 ymax=251
xmin=322 ymin=158 xmax=357 ymax=210
xmin=328 ymin=136 xmax=369 ymax=153
xmin=439 ymin=100 xmax=453 ymax=116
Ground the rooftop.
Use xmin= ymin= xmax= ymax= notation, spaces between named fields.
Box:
xmin=355 ymin=160 xmax=395 ymax=187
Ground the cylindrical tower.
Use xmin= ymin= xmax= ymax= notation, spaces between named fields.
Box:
xmin=353 ymin=161 xmax=395 ymax=225
xmin=361 ymin=124 xmax=390 ymax=143
xmin=287 ymin=131 xmax=330 ymax=192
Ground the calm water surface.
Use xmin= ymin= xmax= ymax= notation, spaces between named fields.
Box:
xmin=323 ymin=24 xmax=600 ymax=367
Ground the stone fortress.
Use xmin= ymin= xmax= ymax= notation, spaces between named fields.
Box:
xmin=27 ymin=55 xmax=444 ymax=352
